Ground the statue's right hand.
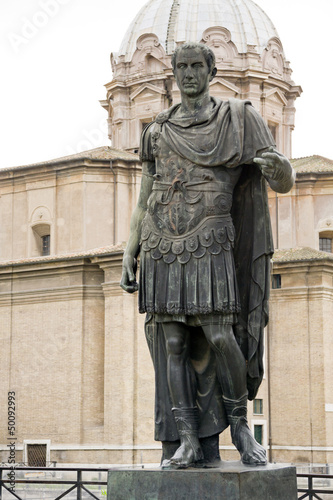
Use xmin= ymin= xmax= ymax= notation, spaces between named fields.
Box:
xmin=120 ymin=255 xmax=138 ymax=293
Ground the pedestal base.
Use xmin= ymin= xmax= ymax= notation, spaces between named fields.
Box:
xmin=107 ymin=461 xmax=297 ymax=500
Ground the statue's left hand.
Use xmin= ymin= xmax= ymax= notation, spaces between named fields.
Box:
xmin=253 ymin=147 xmax=295 ymax=193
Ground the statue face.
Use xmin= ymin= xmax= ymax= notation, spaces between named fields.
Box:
xmin=174 ymin=47 xmax=213 ymax=98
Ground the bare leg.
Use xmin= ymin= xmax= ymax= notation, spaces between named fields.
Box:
xmin=202 ymin=324 xmax=267 ymax=465
xmin=161 ymin=322 xmax=204 ymax=468
xmin=162 ymin=322 xmax=194 ymax=408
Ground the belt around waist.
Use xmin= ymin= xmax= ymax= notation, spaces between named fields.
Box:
xmin=152 ymin=180 xmax=234 ymax=194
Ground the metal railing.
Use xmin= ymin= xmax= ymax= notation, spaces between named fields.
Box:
xmin=1 ymin=466 xmax=333 ymax=499
xmin=297 ymin=473 xmax=333 ymax=500
xmin=0 ymin=466 xmax=108 ymax=500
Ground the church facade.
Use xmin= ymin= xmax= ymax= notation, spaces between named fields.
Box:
xmin=1 ymin=0 xmax=332 ymax=467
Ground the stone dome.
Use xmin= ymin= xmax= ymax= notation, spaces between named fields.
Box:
xmin=106 ymin=0 xmax=301 ymax=158
xmin=118 ymin=0 xmax=280 ymax=62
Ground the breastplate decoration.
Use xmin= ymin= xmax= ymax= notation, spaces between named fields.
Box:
xmin=141 ymin=150 xmax=235 ymax=264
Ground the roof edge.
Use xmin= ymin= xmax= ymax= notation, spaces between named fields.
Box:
xmin=0 ymin=147 xmax=139 ymax=174
xmin=272 ymin=247 xmax=333 ymax=264
xmin=0 ymin=244 xmax=126 ymax=268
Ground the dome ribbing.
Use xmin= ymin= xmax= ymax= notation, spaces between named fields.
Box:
xmin=118 ymin=0 xmax=280 ymax=61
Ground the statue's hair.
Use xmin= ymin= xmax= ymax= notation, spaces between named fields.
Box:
xmin=171 ymin=42 xmax=216 ymax=73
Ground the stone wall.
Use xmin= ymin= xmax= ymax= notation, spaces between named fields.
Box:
xmin=0 ymin=150 xmax=141 ymax=262
xmin=269 ymin=256 xmax=333 ymax=464
xmin=0 ymin=257 xmax=105 ymax=462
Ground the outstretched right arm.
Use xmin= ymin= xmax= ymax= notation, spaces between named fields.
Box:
xmin=120 ymin=162 xmax=154 ymax=293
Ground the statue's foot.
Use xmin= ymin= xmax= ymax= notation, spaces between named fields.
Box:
xmin=232 ymin=418 xmax=267 ymax=466
xmin=161 ymin=436 xmax=204 ymax=469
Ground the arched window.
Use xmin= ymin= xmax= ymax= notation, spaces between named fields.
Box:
xmin=316 ymin=218 xmax=333 ymax=253
xmin=30 ymin=207 xmax=52 ymax=257
xmin=32 ymin=223 xmax=51 ymax=256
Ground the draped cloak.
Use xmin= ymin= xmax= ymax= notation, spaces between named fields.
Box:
xmin=140 ymin=98 xmax=275 ymax=442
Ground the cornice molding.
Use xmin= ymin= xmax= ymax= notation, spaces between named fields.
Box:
xmin=270 ymin=287 xmax=333 ymax=301
xmin=0 ymin=285 xmax=104 ymax=305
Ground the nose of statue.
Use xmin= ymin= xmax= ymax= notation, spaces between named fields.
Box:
xmin=184 ymin=68 xmax=194 ymax=79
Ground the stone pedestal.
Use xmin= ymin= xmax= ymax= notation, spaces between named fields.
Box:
xmin=107 ymin=461 xmax=297 ymax=500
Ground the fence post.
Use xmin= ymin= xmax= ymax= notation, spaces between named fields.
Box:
xmin=77 ymin=470 xmax=82 ymax=500
xmin=309 ymin=475 xmax=313 ymax=500
xmin=0 ymin=468 xmax=2 ymax=500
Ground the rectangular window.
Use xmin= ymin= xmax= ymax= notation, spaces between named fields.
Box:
xmin=42 ymin=235 xmax=50 ymax=256
xmin=319 ymin=237 xmax=332 ymax=253
xmin=27 ymin=444 xmax=47 ymax=467
xmin=268 ymin=123 xmax=277 ymax=141
xmin=141 ymin=121 xmax=150 ymax=133
xmin=254 ymin=424 xmax=263 ymax=445
xmin=253 ymin=399 xmax=263 ymax=415
xmin=272 ymin=274 xmax=281 ymax=289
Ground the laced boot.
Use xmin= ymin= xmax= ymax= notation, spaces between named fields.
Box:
xmin=162 ymin=407 xmax=204 ymax=469
xmin=223 ymin=393 xmax=267 ymax=466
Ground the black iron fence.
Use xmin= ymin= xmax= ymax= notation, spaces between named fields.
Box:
xmin=0 ymin=466 xmax=108 ymax=500
xmin=297 ymin=472 xmax=333 ymax=500
xmin=0 ymin=466 xmax=333 ymax=499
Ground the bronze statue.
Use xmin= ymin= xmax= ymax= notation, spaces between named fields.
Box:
xmin=121 ymin=42 xmax=294 ymax=468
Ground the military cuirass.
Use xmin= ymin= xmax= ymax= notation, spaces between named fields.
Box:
xmin=141 ymin=123 xmax=236 ymax=264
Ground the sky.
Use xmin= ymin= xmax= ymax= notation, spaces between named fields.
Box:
xmin=1 ymin=0 xmax=333 ymax=169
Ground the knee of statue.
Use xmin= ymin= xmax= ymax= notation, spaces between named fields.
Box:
xmin=205 ymin=326 xmax=232 ymax=353
xmin=166 ymin=334 xmax=188 ymax=356
xmin=211 ymin=333 xmax=228 ymax=353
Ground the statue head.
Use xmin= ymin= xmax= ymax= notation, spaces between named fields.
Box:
xmin=171 ymin=42 xmax=216 ymax=73
xmin=171 ymin=42 xmax=217 ymax=99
